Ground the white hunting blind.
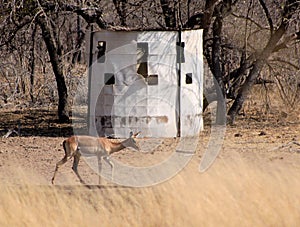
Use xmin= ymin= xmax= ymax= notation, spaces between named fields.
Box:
xmin=87 ymin=29 xmax=203 ymax=138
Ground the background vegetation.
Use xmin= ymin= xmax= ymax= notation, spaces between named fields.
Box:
xmin=0 ymin=0 xmax=299 ymax=123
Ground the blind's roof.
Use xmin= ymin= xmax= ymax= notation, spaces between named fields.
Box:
xmin=92 ymin=26 xmax=202 ymax=32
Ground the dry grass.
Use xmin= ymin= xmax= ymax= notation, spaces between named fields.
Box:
xmin=1 ymin=155 xmax=300 ymax=227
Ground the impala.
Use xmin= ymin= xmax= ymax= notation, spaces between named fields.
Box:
xmin=51 ymin=132 xmax=140 ymax=185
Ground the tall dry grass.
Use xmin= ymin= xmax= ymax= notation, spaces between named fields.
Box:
xmin=0 ymin=156 xmax=300 ymax=227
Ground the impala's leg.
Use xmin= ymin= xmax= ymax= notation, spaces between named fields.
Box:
xmin=51 ymin=154 xmax=69 ymax=184
xmin=103 ymin=156 xmax=114 ymax=181
xmin=97 ymin=155 xmax=102 ymax=185
xmin=72 ymin=153 xmax=85 ymax=184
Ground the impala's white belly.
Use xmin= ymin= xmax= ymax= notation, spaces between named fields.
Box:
xmin=76 ymin=136 xmax=106 ymax=156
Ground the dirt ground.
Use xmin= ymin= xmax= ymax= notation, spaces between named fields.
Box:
xmin=0 ymin=100 xmax=299 ymax=186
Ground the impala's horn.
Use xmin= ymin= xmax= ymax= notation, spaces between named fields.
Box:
xmin=133 ymin=131 xmax=141 ymax=138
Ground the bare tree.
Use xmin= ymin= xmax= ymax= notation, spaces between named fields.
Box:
xmin=0 ymin=1 xmax=107 ymax=122
xmin=227 ymin=0 xmax=300 ymax=123
xmin=0 ymin=0 xmax=299 ymax=125
xmin=37 ymin=15 xmax=70 ymax=122
xmin=186 ymin=0 xmax=300 ymax=124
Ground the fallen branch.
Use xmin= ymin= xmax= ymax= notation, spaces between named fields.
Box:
xmin=2 ymin=129 xmax=19 ymax=138
xmin=269 ymin=140 xmax=300 ymax=152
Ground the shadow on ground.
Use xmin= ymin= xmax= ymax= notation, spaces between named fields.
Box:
xmin=0 ymin=107 xmax=87 ymax=137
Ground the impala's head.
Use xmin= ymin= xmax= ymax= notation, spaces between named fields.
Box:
xmin=122 ymin=131 xmax=140 ymax=151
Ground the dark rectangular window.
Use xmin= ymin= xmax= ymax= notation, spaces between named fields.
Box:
xmin=104 ymin=73 xmax=115 ymax=85
xmin=97 ymin=41 xmax=106 ymax=63
xmin=137 ymin=43 xmax=158 ymax=86
xmin=186 ymin=73 xmax=192 ymax=84
xmin=137 ymin=43 xmax=149 ymax=58
xmin=100 ymin=116 xmax=112 ymax=128
xmin=137 ymin=43 xmax=148 ymax=77
xmin=176 ymin=42 xmax=185 ymax=63
xmin=147 ymin=75 xmax=158 ymax=85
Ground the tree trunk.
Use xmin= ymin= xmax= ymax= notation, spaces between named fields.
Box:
xmin=212 ymin=14 xmax=226 ymax=125
xmin=113 ymin=0 xmax=128 ymax=26
xmin=28 ymin=24 xmax=37 ymax=103
xmin=227 ymin=60 xmax=264 ymax=123
xmin=160 ymin=0 xmax=177 ymax=28
xmin=228 ymin=18 xmax=290 ymax=123
xmin=38 ymin=16 xmax=70 ymax=123
xmin=72 ymin=15 xmax=85 ymax=64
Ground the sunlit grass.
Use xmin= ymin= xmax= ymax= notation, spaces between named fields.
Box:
xmin=0 ymin=156 xmax=300 ymax=227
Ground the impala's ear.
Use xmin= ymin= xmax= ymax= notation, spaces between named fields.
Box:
xmin=129 ymin=131 xmax=141 ymax=138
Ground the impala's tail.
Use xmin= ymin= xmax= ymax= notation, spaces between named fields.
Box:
xmin=62 ymin=140 xmax=67 ymax=154
xmin=61 ymin=139 xmax=71 ymax=158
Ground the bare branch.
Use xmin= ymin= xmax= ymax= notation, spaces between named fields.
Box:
xmin=231 ymin=12 xmax=269 ymax=30
xmin=272 ymin=33 xmax=300 ymax=53
xmin=0 ymin=16 xmax=33 ymax=47
xmin=258 ymin=0 xmax=274 ymax=33
xmin=3 ymin=129 xmax=19 ymax=138
xmin=40 ymin=2 xmax=107 ymax=28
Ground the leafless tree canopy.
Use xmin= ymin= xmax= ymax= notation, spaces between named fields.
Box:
xmin=0 ymin=0 xmax=299 ymax=123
